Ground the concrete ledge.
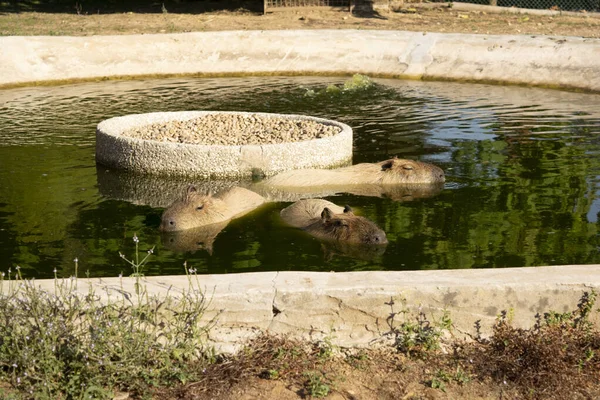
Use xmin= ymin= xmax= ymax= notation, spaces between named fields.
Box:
xmin=96 ymin=111 xmax=352 ymax=178
xmin=6 ymin=266 xmax=600 ymax=352
xmin=0 ymin=30 xmax=599 ymax=92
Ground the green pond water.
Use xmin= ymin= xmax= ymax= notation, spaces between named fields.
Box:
xmin=1 ymin=76 xmax=599 ymax=279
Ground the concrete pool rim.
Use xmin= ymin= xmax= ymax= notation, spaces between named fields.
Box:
xmin=6 ymin=265 xmax=600 ymax=352
xmin=0 ymin=30 xmax=599 ymax=93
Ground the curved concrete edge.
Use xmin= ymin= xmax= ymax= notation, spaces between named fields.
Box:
xmin=0 ymin=30 xmax=599 ymax=92
xmin=96 ymin=111 xmax=352 ymax=178
xmin=6 ymin=266 xmax=600 ymax=353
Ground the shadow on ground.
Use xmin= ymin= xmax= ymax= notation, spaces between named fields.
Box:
xmin=0 ymin=0 xmax=263 ymax=14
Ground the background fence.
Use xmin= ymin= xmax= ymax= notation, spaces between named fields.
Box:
xmin=265 ymin=0 xmax=599 ymax=13
xmin=456 ymin=0 xmax=599 ymax=12
xmin=265 ymin=0 xmax=349 ymax=7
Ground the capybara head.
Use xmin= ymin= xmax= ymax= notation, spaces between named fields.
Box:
xmin=378 ymin=157 xmax=445 ymax=184
xmin=159 ymin=185 xmax=229 ymax=232
xmin=305 ymin=206 xmax=388 ymax=245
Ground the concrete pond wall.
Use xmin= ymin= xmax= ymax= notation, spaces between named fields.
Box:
xmin=5 ymin=266 xmax=600 ymax=353
xmin=1 ymin=30 xmax=599 ymax=92
xmin=1 ymin=30 xmax=600 ymax=350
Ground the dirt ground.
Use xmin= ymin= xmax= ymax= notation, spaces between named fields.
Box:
xmin=0 ymin=4 xmax=599 ymax=38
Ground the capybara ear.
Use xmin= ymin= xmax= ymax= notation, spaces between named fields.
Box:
xmin=186 ymin=185 xmax=198 ymax=194
xmin=401 ymin=163 xmax=414 ymax=170
xmin=343 ymin=205 xmax=353 ymax=214
xmin=321 ymin=207 xmax=334 ymax=221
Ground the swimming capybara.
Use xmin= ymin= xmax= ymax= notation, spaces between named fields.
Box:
xmin=280 ymin=199 xmax=388 ymax=245
xmin=262 ymin=157 xmax=445 ymax=190
xmin=160 ymin=185 xmax=265 ymax=232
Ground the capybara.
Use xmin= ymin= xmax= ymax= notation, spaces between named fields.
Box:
xmin=160 ymin=185 xmax=265 ymax=232
xmin=262 ymin=157 xmax=445 ymax=190
xmin=280 ymin=199 xmax=388 ymax=245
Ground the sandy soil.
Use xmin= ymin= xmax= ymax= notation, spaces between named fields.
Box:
xmin=0 ymin=5 xmax=599 ymax=38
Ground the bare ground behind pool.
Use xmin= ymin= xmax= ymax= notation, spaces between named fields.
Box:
xmin=0 ymin=5 xmax=599 ymax=38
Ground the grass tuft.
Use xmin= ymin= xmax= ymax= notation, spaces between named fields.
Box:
xmin=0 ymin=235 xmax=214 ymax=399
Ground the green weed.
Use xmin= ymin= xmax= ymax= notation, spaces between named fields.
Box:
xmin=303 ymin=371 xmax=330 ymax=398
xmin=0 ymin=235 xmax=214 ymax=399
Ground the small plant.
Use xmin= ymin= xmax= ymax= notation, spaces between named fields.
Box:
xmin=119 ymin=233 xmax=154 ymax=278
xmin=385 ymin=297 xmax=449 ymax=358
xmin=346 ymin=350 xmax=369 ymax=370
xmin=316 ymin=334 xmax=338 ymax=361
xmin=266 ymin=369 xmax=279 ymax=380
xmin=453 ymin=366 xmax=471 ymax=385
xmin=303 ymin=371 xmax=330 ymax=398
xmin=430 ymin=376 xmax=446 ymax=391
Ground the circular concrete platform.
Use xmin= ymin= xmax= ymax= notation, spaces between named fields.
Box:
xmin=96 ymin=111 xmax=353 ymax=178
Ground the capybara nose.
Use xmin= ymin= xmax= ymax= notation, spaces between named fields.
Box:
xmin=160 ymin=219 xmax=176 ymax=231
xmin=373 ymin=233 xmax=388 ymax=245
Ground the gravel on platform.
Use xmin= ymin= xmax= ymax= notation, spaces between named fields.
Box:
xmin=121 ymin=113 xmax=342 ymax=146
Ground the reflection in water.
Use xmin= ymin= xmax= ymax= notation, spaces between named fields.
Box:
xmin=97 ymin=163 xmax=444 ymax=206
xmin=161 ymin=220 xmax=230 ymax=255
xmin=0 ymin=76 xmax=599 ymax=277
xmin=320 ymin=241 xmax=387 ymax=263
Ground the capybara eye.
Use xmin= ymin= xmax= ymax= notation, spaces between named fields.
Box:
xmin=402 ymin=164 xmax=414 ymax=170
xmin=196 ymin=205 xmax=204 ymax=211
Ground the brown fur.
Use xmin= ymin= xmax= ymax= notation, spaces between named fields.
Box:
xmin=263 ymin=157 xmax=445 ymax=189
xmin=160 ymin=186 xmax=265 ymax=232
xmin=280 ymin=199 xmax=388 ymax=245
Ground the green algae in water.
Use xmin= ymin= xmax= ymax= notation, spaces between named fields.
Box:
xmin=342 ymin=74 xmax=373 ymax=91
xmin=304 ymin=74 xmax=373 ymax=97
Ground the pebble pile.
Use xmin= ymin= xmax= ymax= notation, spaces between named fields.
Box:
xmin=122 ymin=113 xmax=341 ymax=145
